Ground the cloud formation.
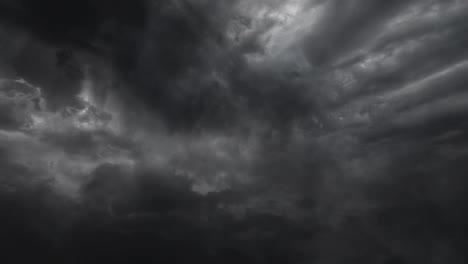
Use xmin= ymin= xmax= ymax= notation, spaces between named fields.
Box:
xmin=0 ymin=0 xmax=468 ymax=263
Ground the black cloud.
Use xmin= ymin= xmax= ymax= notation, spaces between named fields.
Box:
xmin=1 ymin=0 xmax=468 ymax=263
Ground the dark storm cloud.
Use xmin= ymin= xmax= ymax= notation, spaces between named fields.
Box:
xmin=0 ymin=0 xmax=318 ymax=131
xmin=0 ymin=159 xmax=316 ymax=264
xmin=302 ymin=0 xmax=412 ymax=66
xmin=2 ymin=0 xmax=468 ymax=263
xmin=0 ymin=0 xmax=237 ymax=129
xmin=0 ymin=0 xmax=147 ymax=110
xmin=0 ymin=0 xmax=147 ymax=49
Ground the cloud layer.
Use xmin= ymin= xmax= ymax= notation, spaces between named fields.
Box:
xmin=1 ymin=0 xmax=468 ymax=263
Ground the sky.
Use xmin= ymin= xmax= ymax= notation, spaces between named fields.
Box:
xmin=0 ymin=0 xmax=468 ymax=263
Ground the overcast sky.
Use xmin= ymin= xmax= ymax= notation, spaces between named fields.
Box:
xmin=1 ymin=0 xmax=468 ymax=263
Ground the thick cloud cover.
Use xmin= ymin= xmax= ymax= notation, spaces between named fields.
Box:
xmin=1 ymin=0 xmax=468 ymax=263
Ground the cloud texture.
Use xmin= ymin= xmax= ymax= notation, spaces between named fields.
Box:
xmin=1 ymin=0 xmax=468 ymax=263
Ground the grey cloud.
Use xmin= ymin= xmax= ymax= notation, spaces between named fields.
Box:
xmin=1 ymin=0 xmax=468 ymax=263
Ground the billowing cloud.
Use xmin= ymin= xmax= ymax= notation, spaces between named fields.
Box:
xmin=0 ymin=0 xmax=468 ymax=263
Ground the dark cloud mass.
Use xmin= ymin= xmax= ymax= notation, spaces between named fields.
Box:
xmin=1 ymin=0 xmax=468 ymax=263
